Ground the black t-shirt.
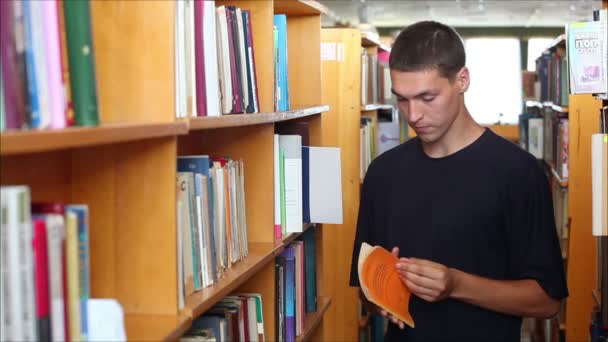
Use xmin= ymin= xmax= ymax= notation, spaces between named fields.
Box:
xmin=349 ymin=128 xmax=568 ymax=342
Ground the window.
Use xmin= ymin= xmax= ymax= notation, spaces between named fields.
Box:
xmin=527 ymin=38 xmax=554 ymax=71
xmin=464 ymin=38 xmax=522 ymax=125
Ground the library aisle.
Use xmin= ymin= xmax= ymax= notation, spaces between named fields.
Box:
xmin=0 ymin=0 xmax=607 ymax=342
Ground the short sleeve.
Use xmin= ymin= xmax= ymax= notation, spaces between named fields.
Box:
xmin=349 ymin=176 xmax=376 ymax=287
xmin=504 ymin=160 xmax=568 ymax=300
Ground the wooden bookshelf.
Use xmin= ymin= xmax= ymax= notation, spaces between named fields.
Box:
xmin=361 ymin=32 xmax=391 ymax=52
xmin=124 ymin=313 xmax=192 ymax=342
xmin=188 ymin=106 xmax=329 ymax=130
xmin=296 ymin=296 xmax=333 ymax=342
xmin=0 ymin=122 xmax=188 ymax=156
xmin=1 ymin=0 xmax=333 ymax=340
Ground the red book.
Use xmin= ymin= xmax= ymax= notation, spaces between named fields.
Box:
xmin=32 ymin=202 xmax=66 ymax=215
xmin=33 ymin=218 xmax=51 ymax=341
xmin=194 ymin=0 xmax=207 ymax=117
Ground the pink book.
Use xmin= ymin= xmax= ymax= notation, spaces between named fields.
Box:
xmin=33 ymin=218 xmax=51 ymax=340
xmin=42 ymin=0 xmax=66 ymax=129
xmin=194 ymin=0 xmax=207 ymax=116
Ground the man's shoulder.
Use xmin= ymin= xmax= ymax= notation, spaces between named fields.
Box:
xmin=368 ymin=138 xmax=419 ymax=172
xmin=482 ymin=129 xmax=543 ymax=182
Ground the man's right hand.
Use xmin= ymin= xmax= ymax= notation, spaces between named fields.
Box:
xmin=379 ymin=246 xmax=406 ymax=330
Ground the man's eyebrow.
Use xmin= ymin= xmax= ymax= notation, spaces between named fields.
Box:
xmin=391 ymin=88 xmax=437 ymax=99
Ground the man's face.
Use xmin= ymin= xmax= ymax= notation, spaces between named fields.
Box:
xmin=391 ymin=68 xmax=468 ymax=144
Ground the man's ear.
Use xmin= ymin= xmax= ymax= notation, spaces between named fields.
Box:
xmin=456 ymin=66 xmax=470 ymax=94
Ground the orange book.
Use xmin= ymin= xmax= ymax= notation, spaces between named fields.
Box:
xmin=358 ymin=242 xmax=415 ymax=328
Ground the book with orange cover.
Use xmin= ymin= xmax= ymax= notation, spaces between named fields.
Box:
xmin=358 ymin=242 xmax=415 ymax=328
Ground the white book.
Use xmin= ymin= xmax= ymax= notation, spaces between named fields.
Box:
xmin=30 ymin=1 xmax=51 ymax=128
xmin=528 ymin=118 xmax=544 ymax=159
xmin=185 ymin=0 xmax=197 ymax=117
xmin=194 ymin=174 xmax=209 ymax=287
xmin=592 ymin=134 xmax=608 ymax=236
xmin=308 ymin=147 xmax=344 ymax=224
xmin=175 ymin=0 xmax=187 ymax=118
xmin=2 ymin=187 xmax=36 ymax=341
xmin=228 ymin=161 xmax=239 ymax=262
xmin=247 ymin=297 xmax=259 ymax=342
xmin=203 ymin=1 xmax=220 ymax=116
xmin=200 ymin=176 xmax=214 ymax=285
xmin=236 ymin=8 xmax=249 ymax=112
xmin=279 ymin=135 xmax=303 ymax=233
xmin=238 ymin=160 xmax=248 ymax=258
xmin=274 ymin=135 xmax=281 ymax=238
xmin=177 ymin=174 xmax=195 ymax=295
xmin=216 ymin=6 xmax=233 ymax=114
xmin=45 ymin=214 xmax=66 ymax=342
xmin=213 ymin=162 xmax=227 ymax=270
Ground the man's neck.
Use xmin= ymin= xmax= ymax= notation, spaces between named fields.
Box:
xmin=421 ymin=109 xmax=485 ymax=159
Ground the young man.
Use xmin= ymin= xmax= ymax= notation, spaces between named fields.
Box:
xmin=349 ymin=21 xmax=568 ymax=341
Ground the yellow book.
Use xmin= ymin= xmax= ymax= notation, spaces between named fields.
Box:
xmin=66 ymin=212 xmax=81 ymax=341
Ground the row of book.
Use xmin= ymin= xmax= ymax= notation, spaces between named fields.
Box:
xmin=0 ymin=187 xmax=90 ymax=342
xmin=175 ymin=0 xmax=291 ymax=118
xmin=177 ymin=155 xmax=248 ymax=307
xmin=0 ymin=0 xmax=99 ymax=132
xmin=518 ymin=108 xmax=569 ymax=181
xmin=275 ymin=228 xmax=317 ymax=342
xmin=536 ymin=46 xmax=569 ymax=107
xmin=181 ymin=293 xmax=265 ymax=342
xmin=360 ymin=50 xmax=392 ymax=106
xmin=360 ymin=117 xmax=375 ymax=180
xmin=273 ymin=125 xmax=343 ymax=240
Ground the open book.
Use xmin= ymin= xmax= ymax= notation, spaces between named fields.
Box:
xmin=358 ymin=242 xmax=415 ymax=328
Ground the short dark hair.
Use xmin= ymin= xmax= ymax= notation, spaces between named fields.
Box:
xmin=389 ymin=21 xmax=465 ymax=80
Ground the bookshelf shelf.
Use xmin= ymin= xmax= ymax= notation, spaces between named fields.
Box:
xmin=0 ymin=121 xmax=188 ymax=156
xmin=548 ymin=34 xmax=566 ymax=50
xmin=188 ymin=105 xmax=329 ymax=130
xmin=274 ymin=0 xmax=330 ymax=16
xmin=550 ymin=167 xmax=569 ymax=188
xmin=361 ymin=32 xmax=391 ymax=52
xmin=360 ymin=104 xmax=393 ymax=112
xmin=295 ymin=296 xmax=333 ymax=342
xmin=281 ymin=223 xmax=315 ymax=246
xmin=184 ymin=242 xmax=284 ymax=319
xmin=125 ymin=313 xmax=192 ymax=342
xmin=543 ymin=101 xmax=569 ymax=113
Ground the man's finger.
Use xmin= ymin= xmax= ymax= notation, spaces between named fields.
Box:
xmin=391 ymin=246 xmax=399 ymax=257
xmin=409 ymin=257 xmax=443 ymax=269
xmin=398 ymin=262 xmax=443 ymax=280
xmin=401 ymin=269 xmax=443 ymax=291
xmin=404 ymin=278 xmax=437 ymax=297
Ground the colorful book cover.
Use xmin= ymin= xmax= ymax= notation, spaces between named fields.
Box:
xmin=23 ymin=0 xmax=40 ymax=128
xmin=58 ymin=0 xmax=75 ymax=126
xmin=1 ymin=0 xmax=26 ymax=129
xmin=32 ymin=218 xmax=51 ymax=341
xmin=65 ymin=211 xmax=80 ymax=342
xmin=41 ymin=0 xmax=66 ymax=129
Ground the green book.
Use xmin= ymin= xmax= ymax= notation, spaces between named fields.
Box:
xmin=63 ymin=0 xmax=99 ymax=126
xmin=280 ymin=148 xmax=286 ymax=236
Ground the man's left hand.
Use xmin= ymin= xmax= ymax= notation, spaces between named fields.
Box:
xmin=396 ymin=258 xmax=459 ymax=302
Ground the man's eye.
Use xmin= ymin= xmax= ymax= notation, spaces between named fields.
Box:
xmin=397 ymin=97 xmax=408 ymax=103
xmin=422 ymin=97 xmax=435 ymax=102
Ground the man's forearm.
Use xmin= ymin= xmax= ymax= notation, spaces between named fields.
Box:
xmin=449 ymin=268 xmax=561 ymax=318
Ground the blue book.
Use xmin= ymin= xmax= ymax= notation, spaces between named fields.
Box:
xmin=23 ymin=1 xmax=40 ymax=128
xmin=273 ymin=15 xmax=289 ymax=111
xmin=65 ymin=205 xmax=89 ymax=342
xmin=189 ymin=315 xmax=227 ymax=341
xmin=177 ymin=156 xmax=218 ymax=284
xmin=279 ymin=245 xmax=296 ymax=342
xmin=297 ymin=227 xmax=316 ymax=313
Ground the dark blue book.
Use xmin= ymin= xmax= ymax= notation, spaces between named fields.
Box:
xmin=297 ymin=227 xmax=316 ymax=312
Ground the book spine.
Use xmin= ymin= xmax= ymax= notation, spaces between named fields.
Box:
xmin=63 ymin=0 xmax=99 ymax=126
xmin=1 ymin=0 xmax=26 ymax=129
xmin=65 ymin=212 xmax=80 ymax=341
xmin=0 ymin=192 xmax=11 ymax=340
xmin=57 ymin=0 xmax=75 ymax=126
xmin=42 ymin=0 xmax=66 ymax=129
xmin=23 ymin=0 xmax=40 ymax=129
xmin=13 ymin=1 xmax=31 ymax=128
xmin=47 ymin=215 xmax=66 ymax=342
xmin=194 ymin=0 xmax=207 ymax=117
xmin=31 ymin=0 xmax=51 ymax=129
xmin=33 ymin=219 xmax=51 ymax=341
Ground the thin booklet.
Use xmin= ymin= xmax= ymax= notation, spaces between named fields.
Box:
xmin=358 ymin=242 xmax=415 ymax=328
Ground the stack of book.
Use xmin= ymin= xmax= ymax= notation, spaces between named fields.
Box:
xmin=360 ymin=49 xmax=379 ymax=106
xmin=360 ymin=117 xmax=375 ymax=179
xmin=0 ymin=186 xmax=90 ymax=342
xmin=0 ymin=0 xmax=99 ymax=132
xmin=181 ymin=293 xmax=265 ymax=342
xmin=536 ymin=46 xmax=569 ymax=107
xmin=177 ymin=155 xmax=248 ymax=306
xmin=275 ymin=228 xmax=317 ymax=342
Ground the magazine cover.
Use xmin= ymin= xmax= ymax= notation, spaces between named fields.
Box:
xmin=567 ymin=20 xmax=607 ymax=94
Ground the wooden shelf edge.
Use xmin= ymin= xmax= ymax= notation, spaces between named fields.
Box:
xmin=592 ymin=289 xmax=602 ymax=307
xmin=0 ymin=121 xmax=188 ymax=156
xmin=189 ymin=105 xmax=329 ymax=130
xmin=296 ymin=296 xmax=333 ymax=342
xmin=274 ymin=0 xmax=331 ymax=16
xmin=361 ymin=32 xmax=391 ymax=52
xmin=125 ymin=313 xmax=192 ymax=342
xmin=185 ymin=242 xmax=283 ymax=319
xmin=550 ymin=167 xmax=569 ymax=188
xmin=280 ymin=223 xmax=315 ymax=246
xmin=542 ymin=101 xmax=569 ymax=113
xmin=361 ymin=104 xmax=392 ymax=112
